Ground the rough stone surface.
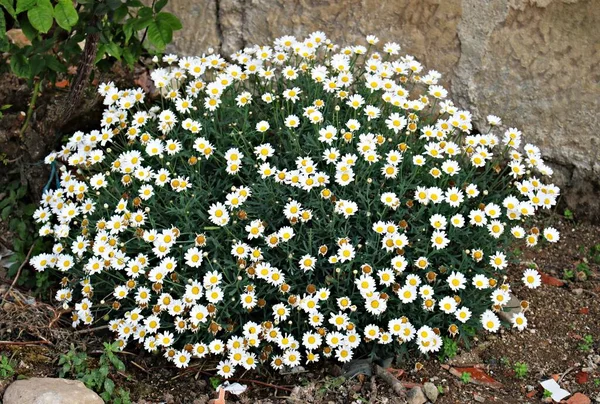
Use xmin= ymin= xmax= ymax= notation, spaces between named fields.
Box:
xmin=406 ymin=386 xmax=428 ymax=404
xmin=158 ymin=0 xmax=221 ymax=56
xmin=453 ymin=0 xmax=600 ymax=220
xmin=3 ymin=378 xmax=103 ymax=404
xmin=151 ymin=0 xmax=600 ymax=219
xmin=423 ymin=381 xmax=439 ymax=403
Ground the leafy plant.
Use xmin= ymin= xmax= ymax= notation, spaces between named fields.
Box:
xmin=564 ymin=208 xmax=574 ymax=220
xmin=513 ymin=361 xmax=528 ymax=378
xmin=58 ymin=342 xmax=130 ymax=403
xmin=1 ymin=0 xmax=182 ymax=83
xmin=460 ymin=371 xmax=471 ymax=384
xmin=438 ymin=337 xmax=458 ymax=362
xmin=0 ymin=355 xmax=16 ymax=378
xmin=542 ymin=389 xmax=552 ymax=398
xmin=30 ymin=33 xmax=562 ymax=376
xmin=578 ymin=335 xmax=594 ymax=352
xmin=0 ymin=178 xmax=51 ymax=292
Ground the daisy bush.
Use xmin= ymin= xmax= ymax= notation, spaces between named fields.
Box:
xmin=31 ymin=32 xmax=561 ymax=377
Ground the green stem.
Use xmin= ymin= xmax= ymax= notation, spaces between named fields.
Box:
xmin=19 ymin=79 xmax=43 ymax=138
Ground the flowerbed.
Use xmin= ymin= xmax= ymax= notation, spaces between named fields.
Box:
xmin=30 ymin=32 xmax=560 ymax=377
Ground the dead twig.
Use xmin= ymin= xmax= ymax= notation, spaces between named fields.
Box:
xmin=0 ymin=340 xmax=52 ymax=346
xmin=558 ymin=366 xmax=575 ymax=384
xmin=374 ymin=364 xmax=406 ymax=397
xmin=1 ymin=244 xmax=35 ymax=304
xmin=131 ymin=360 xmax=150 ymax=374
xmin=74 ymin=325 xmax=109 ymax=334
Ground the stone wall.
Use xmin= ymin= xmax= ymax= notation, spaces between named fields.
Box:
xmin=161 ymin=0 xmax=600 ymax=220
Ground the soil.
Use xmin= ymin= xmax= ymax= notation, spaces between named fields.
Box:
xmin=1 ymin=218 xmax=599 ymax=404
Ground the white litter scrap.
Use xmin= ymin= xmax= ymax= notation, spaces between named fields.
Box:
xmin=540 ymin=378 xmax=570 ymax=402
xmin=217 ymin=382 xmax=247 ymax=395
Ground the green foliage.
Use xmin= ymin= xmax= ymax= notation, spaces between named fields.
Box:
xmin=438 ymin=337 xmax=458 ymax=362
xmin=513 ymin=361 xmax=528 ymax=378
xmin=542 ymin=389 xmax=552 ymax=398
xmin=0 ymin=178 xmax=51 ymax=292
xmin=460 ymin=371 xmax=471 ymax=384
xmin=578 ymin=334 xmax=594 ymax=352
xmin=209 ymin=376 xmax=221 ymax=390
xmin=1 ymin=0 xmax=182 ymax=84
xmin=563 ymin=208 xmax=574 ymax=220
xmin=0 ymin=355 xmax=16 ymax=378
xmin=590 ymin=244 xmax=600 ymax=264
xmin=58 ymin=342 xmax=131 ymax=403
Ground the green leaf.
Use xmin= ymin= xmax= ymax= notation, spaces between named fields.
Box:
xmin=16 ymin=0 xmax=36 ymax=13
xmin=27 ymin=0 xmax=53 ymax=33
xmin=113 ymin=4 xmax=128 ymax=22
xmin=154 ymin=0 xmax=167 ymax=12
xmin=155 ymin=12 xmax=181 ymax=30
xmin=19 ymin=15 xmax=37 ymax=40
xmin=123 ymin=20 xmax=134 ymax=42
xmin=94 ymin=43 xmax=105 ymax=63
xmin=104 ymin=41 xmax=121 ymax=60
xmin=122 ymin=46 xmax=136 ymax=66
xmin=10 ymin=52 xmax=30 ymax=78
xmin=54 ymin=0 xmax=78 ymax=31
xmin=1 ymin=0 xmax=17 ymax=19
xmin=137 ymin=6 xmax=152 ymax=19
xmin=131 ymin=15 xmax=152 ymax=30
xmin=146 ymin=20 xmax=170 ymax=50
xmin=104 ymin=378 xmax=115 ymax=396
xmin=0 ymin=10 xmax=6 ymax=38
xmin=44 ymin=55 xmax=67 ymax=73
xmin=29 ymin=54 xmax=45 ymax=76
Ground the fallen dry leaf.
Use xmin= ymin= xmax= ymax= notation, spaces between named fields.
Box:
xmin=445 ymin=365 xmax=503 ymax=389
xmin=540 ymin=272 xmax=565 ymax=287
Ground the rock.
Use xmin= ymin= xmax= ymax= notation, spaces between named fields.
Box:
xmin=573 ymin=288 xmax=584 ymax=296
xmin=497 ymin=293 xmax=521 ymax=323
xmin=3 ymin=378 xmax=103 ymax=404
xmin=567 ymin=393 xmax=591 ymax=404
xmin=406 ymin=386 xmax=427 ymax=404
xmin=423 ymin=382 xmax=439 ymax=403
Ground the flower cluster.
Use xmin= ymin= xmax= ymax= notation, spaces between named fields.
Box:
xmin=31 ymin=32 xmax=560 ymax=376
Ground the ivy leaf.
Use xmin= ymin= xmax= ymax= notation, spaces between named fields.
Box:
xmin=27 ymin=0 xmax=54 ymax=34
xmin=54 ymin=0 xmax=79 ymax=31
xmin=16 ymin=0 xmax=36 ymax=14
xmin=10 ymin=53 xmax=30 ymax=78
xmin=155 ymin=12 xmax=182 ymax=30
xmin=146 ymin=20 xmax=172 ymax=50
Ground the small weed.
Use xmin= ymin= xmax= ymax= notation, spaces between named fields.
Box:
xmin=593 ymin=378 xmax=600 ymax=387
xmin=564 ymin=269 xmax=575 ymax=280
xmin=564 ymin=209 xmax=574 ymax=220
xmin=438 ymin=337 xmax=458 ymax=362
xmin=590 ymin=244 xmax=600 ymax=264
xmin=437 ymin=385 xmax=444 ymax=394
xmin=0 ymin=355 xmax=16 ymax=379
xmin=578 ymin=335 xmax=594 ymax=352
xmin=59 ymin=343 xmax=130 ymax=403
xmin=513 ymin=362 xmax=528 ymax=378
xmin=460 ymin=372 xmax=471 ymax=384
xmin=543 ymin=389 xmax=553 ymax=398
xmin=209 ymin=376 xmax=221 ymax=390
